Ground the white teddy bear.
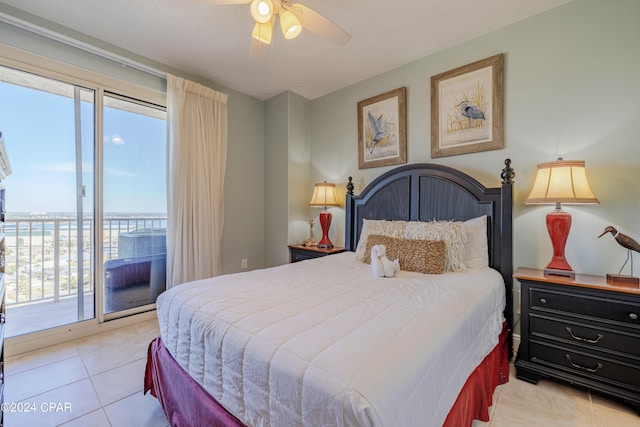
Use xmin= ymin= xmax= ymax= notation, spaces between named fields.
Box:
xmin=370 ymin=244 xmax=400 ymax=278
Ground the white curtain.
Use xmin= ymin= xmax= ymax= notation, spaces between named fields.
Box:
xmin=166 ymin=74 xmax=228 ymax=288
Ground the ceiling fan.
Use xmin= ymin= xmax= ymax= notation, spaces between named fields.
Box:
xmin=211 ymin=0 xmax=351 ymax=56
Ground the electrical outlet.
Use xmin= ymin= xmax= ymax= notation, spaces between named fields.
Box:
xmin=241 ymin=259 xmax=248 ymax=269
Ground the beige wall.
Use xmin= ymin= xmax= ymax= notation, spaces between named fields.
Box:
xmin=264 ymin=93 xmax=290 ymax=267
xmin=286 ymin=93 xmax=312 ymax=249
xmin=221 ymin=91 xmax=266 ymax=274
xmin=263 ymin=91 xmax=312 ymax=266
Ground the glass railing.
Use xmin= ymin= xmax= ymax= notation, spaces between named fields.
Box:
xmin=4 ymin=216 xmax=167 ymax=306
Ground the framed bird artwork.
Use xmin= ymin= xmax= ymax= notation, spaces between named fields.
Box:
xmin=430 ymin=54 xmax=504 ymax=158
xmin=357 ymin=87 xmax=407 ymax=169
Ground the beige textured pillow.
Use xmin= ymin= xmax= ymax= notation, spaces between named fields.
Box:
xmin=364 ymin=234 xmax=446 ymax=275
xmin=354 ymin=219 xmax=406 ymax=261
xmin=404 ymin=220 xmax=467 ymax=272
xmin=355 ymin=219 xmax=466 ymax=272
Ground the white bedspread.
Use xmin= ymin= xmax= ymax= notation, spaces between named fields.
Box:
xmin=157 ymin=252 xmax=505 ymax=427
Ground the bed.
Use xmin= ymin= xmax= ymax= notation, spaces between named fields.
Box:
xmin=145 ymin=160 xmax=515 ymax=427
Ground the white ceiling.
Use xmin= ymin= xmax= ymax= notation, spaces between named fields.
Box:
xmin=1 ymin=0 xmax=572 ymax=100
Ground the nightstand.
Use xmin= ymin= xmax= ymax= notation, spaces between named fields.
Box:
xmin=514 ymin=267 xmax=640 ymax=414
xmin=288 ymin=245 xmax=346 ymax=263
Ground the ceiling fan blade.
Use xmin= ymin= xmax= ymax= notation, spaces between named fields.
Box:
xmin=288 ymin=3 xmax=351 ymax=46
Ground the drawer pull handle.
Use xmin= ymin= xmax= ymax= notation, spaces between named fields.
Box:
xmin=565 ymin=354 xmax=603 ymax=373
xmin=565 ymin=327 xmax=603 ymax=344
xmin=631 ymin=313 xmax=638 ymax=320
xmin=539 ymin=298 xmax=547 ymax=304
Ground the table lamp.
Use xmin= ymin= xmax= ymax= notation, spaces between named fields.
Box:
xmin=525 ymin=159 xmax=599 ymax=276
xmin=309 ymin=181 xmax=340 ymax=248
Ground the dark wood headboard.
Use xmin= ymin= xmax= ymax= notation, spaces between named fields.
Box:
xmin=344 ymin=160 xmax=515 ymax=357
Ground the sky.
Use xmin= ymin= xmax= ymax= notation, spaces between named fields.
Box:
xmin=0 ymin=72 xmax=167 ymax=215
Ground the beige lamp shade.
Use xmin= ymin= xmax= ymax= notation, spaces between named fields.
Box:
xmin=309 ymin=182 xmax=340 ymax=209
xmin=525 ymin=160 xmax=599 ymax=205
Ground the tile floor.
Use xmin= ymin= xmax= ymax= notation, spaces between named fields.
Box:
xmin=4 ymin=318 xmax=639 ymax=426
xmin=4 ymin=319 xmax=168 ymax=427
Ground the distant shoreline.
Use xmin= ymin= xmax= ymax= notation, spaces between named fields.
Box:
xmin=7 ymin=212 xmax=167 ymax=219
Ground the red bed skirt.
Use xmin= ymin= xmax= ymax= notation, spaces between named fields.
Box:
xmin=145 ymin=324 xmax=509 ymax=427
xmin=443 ymin=322 xmax=510 ymax=426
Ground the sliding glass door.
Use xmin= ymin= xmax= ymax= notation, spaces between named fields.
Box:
xmin=0 ymin=65 xmax=95 ymax=336
xmin=1 ymin=63 xmax=167 ymax=335
xmin=102 ymin=94 xmax=167 ymax=315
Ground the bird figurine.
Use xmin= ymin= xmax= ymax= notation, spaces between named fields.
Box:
xmin=456 ymin=100 xmax=485 ymax=127
xmin=598 ymin=226 xmax=640 ymax=276
xmin=367 ymin=111 xmax=391 ymax=154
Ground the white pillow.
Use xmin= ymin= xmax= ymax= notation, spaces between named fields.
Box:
xmin=462 ymin=215 xmax=489 ymax=269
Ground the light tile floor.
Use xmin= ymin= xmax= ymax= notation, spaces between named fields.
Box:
xmin=4 ymin=319 xmax=169 ymax=427
xmin=5 ymin=318 xmax=639 ymax=426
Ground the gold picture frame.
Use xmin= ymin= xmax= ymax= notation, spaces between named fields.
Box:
xmin=431 ymin=54 xmax=503 ymax=158
xmin=357 ymin=87 xmax=407 ymax=169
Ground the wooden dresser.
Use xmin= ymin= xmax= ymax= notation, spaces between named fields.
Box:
xmin=514 ymin=267 xmax=640 ymax=414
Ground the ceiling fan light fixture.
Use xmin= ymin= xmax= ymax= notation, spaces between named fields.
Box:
xmin=251 ymin=20 xmax=273 ymax=44
xmin=250 ymin=0 xmax=274 ymax=24
xmin=279 ymin=9 xmax=302 ymax=40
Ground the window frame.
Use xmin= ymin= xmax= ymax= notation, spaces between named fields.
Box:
xmin=1 ymin=43 xmax=167 ymax=354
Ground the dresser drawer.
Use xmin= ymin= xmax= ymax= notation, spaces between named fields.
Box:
xmin=291 ymin=251 xmax=322 ymax=262
xmin=530 ymin=314 xmax=640 ymax=359
xmin=530 ymin=287 xmax=640 ymax=327
xmin=530 ymin=341 xmax=640 ymax=390
xmin=288 ymin=246 xmax=345 ymax=263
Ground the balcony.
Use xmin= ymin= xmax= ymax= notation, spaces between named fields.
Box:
xmin=4 ymin=215 xmax=167 ymax=338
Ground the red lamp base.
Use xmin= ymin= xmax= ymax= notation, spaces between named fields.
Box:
xmin=316 ymin=210 xmax=334 ymax=248
xmin=544 ymin=208 xmax=574 ymax=277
